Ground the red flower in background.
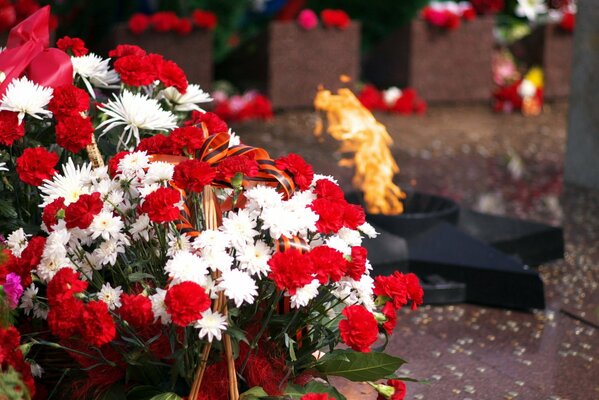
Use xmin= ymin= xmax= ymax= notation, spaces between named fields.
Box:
xmin=165 ymin=281 xmax=211 ymax=326
xmin=55 ymin=115 xmax=94 ymax=153
xmin=16 ymin=147 xmax=58 ymax=186
xmin=151 ymin=11 xmax=179 ymax=33
xmin=56 ymin=36 xmax=88 ymax=56
xmin=321 ymin=9 xmax=350 ymax=29
xmin=358 ymin=85 xmax=386 ymax=111
xmin=338 ymin=304 xmax=378 ymax=352
xmin=469 ymin=0 xmax=504 ymax=14
xmin=139 ymin=187 xmax=181 ymax=223
xmin=49 ymin=85 xmax=90 ymax=118
xmin=129 ymin=13 xmax=150 ymax=35
xmin=173 ymin=159 xmax=216 ymax=193
xmin=192 ymin=9 xmax=217 ymax=30
xmin=175 ymin=17 xmax=193 ymax=35
xmin=0 ymin=111 xmax=24 ymax=146
xmin=42 ymin=197 xmax=66 ymax=231
xmin=64 ymin=192 xmax=103 ymax=230
xmin=275 ymin=153 xmax=314 ymax=191
xmin=81 ymin=300 xmax=116 ymax=346
xmin=268 ymin=249 xmax=315 ymax=294
xmin=0 ymin=4 xmax=17 ymax=32
xmin=559 ymin=12 xmax=575 ymax=32
xmin=109 ymin=44 xmax=146 ymax=58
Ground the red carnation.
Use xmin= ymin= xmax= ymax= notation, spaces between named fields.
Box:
xmin=310 ymin=198 xmax=344 ymax=234
xmin=108 ymin=151 xmax=130 ymax=177
xmin=55 ymin=115 xmax=94 ymax=153
xmin=165 ymin=281 xmax=211 ymax=326
xmin=314 ymin=179 xmax=345 ymax=201
xmin=236 ymin=94 xmax=273 ymax=121
xmin=347 ymin=246 xmax=367 ymax=280
xmin=373 ymin=271 xmax=409 ymax=309
xmin=56 ymin=36 xmax=88 ymax=56
xmin=301 ymin=395 xmax=335 ymax=400
xmin=109 ymin=44 xmax=147 ymax=58
xmin=0 ymin=111 xmax=24 ymax=146
xmin=16 ymin=147 xmax=58 ymax=186
xmin=268 ymin=249 xmax=314 ymax=294
xmin=381 ymin=302 xmax=397 ymax=334
xmin=136 ymin=134 xmax=177 ymax=155
xmin=185 ymin=111 xmax=229 ymax=135
xmin=0 ymin=326 xmax=35 ymax=397
xmin=405 ymin=273 xmax=424 ymax=309
xmin=275 ymin=153 xmax=314 ymax=191
xmin=47 ymin=297 xmax=84 ymax=339
xmin=119 ymin=294 xmax=154 ymax=328
xmin=377 ymin=379 xmax=407 ymax=400
xmin=48 ymin=85 xmax=90 ymax=118
xmin=139 ymin=187 xmax=181 ymax=223
xmin=192 ymin=9 xmax=217 ymax=30
xmin=169 ymin=126 xmax=205 ymax=155
xmin=129 ymin=13 xmax=151 ymax=35
xmin=358 ymin=85 xmax=386 ymax=111
xmin=81 ymin=300 xmax=116 ymax=346
xmin=321 ymin=9 xmax=351 ymax=29
xmin=10 ymin=236 xmax=45 ymax=287
xmin=114 ymin=54 xmax=157 ymax=87
xmin=175 ymin=17 xmax=193 ymax=36
xmin=309 ymin=245 xmax=347 ymax=284
xmin=151 ymin=11 xmax=179 ymax=32
xmin=156 ymin=58 xmax=188 ymax=93
xmin=172 ymin=159 xmax=216 ymax=193
xmin=469 ymin=0 xmax=504 ymax=15
xmin=42 ymin=197 xmax=66 ymax=231
xmin=217 ymin=155 xmax=259 ymax=180
xmin=339 ymin=304 xmax=378 ymax=352
xmin=342 ymin=203 xmax=366 ymax=229
xmin=46 ymin=268 xmax=88 ymax=307
xmin=64 ymin=192 xmax=103 ymax=230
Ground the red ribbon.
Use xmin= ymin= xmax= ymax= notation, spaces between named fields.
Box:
xmin=0 ymin=6 xmax=72 ymax=96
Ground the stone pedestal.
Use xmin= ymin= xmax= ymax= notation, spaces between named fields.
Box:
xmin=544 ymin=24 xmax=574 ymax=99
xmin=112 ymin=25 xmax=213 ymax=89
xmin=565 ymin=2 xmax=599 ymax=190
xmin=363 ymin=18 xmax=495 ymax=103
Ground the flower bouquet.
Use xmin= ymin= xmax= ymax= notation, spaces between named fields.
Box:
xmin=0 ymin=6 xmax=422 ymax=400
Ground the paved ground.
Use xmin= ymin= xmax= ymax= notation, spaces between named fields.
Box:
xmin=233 ymin=102 xmax=599 ymax=400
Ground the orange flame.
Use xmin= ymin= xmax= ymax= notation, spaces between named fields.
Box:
xmin=314 ymin=87 xmax=405 ymax=215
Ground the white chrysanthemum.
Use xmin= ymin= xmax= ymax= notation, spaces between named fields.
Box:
xmin=71 ymin=53 xmax=119 ymax=96
xmin=290 ymin=279 xmax=320 ymax=309
xmin=245 ymin=185 xmax=283 ymax=213
xmin=228 ymin=130 xmax=241 ymax=147
xmin=325 ymin=235 xmax=351 ymax=256
xmin=37 ymin=261 xmax=75 ymax=284
xmin=161 ymin=84 xmax=212 ymax=112
xmin=165 ymin=251 xmax=209 ymax=286
xmin=202 ymin=248 xmax=234 ymax=273
xmin=90 ymin=211 xmax=124 ymax=241
xmin=143 ymin=161 xmax=175 ymax=185
xmin=194 ymin=309 xmax=228 ymax=342
xmin=19 ymin=284 xmax=38 ymax=316
xmin=353 ymin=274 xmax=376 ymax=311
xmin=220 ymin=209 xmax=258 ymax=250
xmin=97 ymin=90 xmax=177 ymax=149
xmin=167 ymin=233 xmax=192 ymax=257
xmin=29 ymin=361 xmax=43 ymax=378
xmin=237 ymin=240 xmax=272 ymax=277
xmin=6 ymin=228 xmax=28 ymax=257
xmin=130 ymin=214 xmax=151 ymax=241
xmin=98 ymin=283 xmax=123 ymax=310
xmin=0 ymin=162 xmax=7 ymax=172
xmin=337 ymin=227 xmax=362 ymax=247
xmin=260 ymin=205 xmax=295 ymax=239
xmin=0 ymin=77 xmax=53 ymax=123
xmin=311 ymin=174 xmax=338 ymax=186
xmin=40 ymin=159 xmax=94 ymax=206
xmin=150 ymin=288 xmax=171 ymax=324
xmin=92 ymin=239 xmax=124 ymax=267
xmin=358 ymin=222 xmax=378 ymax=238
xmin=217 ymin=270 xmax=258 ymax=307
xmin=118 ymin=151 xmax=150 ymax=177
xmin=193 ymin=229 xmax=231 ymax=253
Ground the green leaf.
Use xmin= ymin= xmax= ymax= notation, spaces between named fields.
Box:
xmin=95 ymin=384 xmax=127 ymax=400
xmin=284 ymin=382 xmax=346 ymax=400
xmin=128 ymin=272 xmax=156 ymax=282
xmin=315 ymin=349 xmax=406 ymax=382
xmin=148 ymin=393 xmax=182 ymax=400
xmin=383 ymin=374 xmax=421 ymax=382
xmin=240 ymin=386 xmax=269 ymax=400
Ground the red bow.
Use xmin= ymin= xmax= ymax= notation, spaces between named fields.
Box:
xmin=0 ymin=6 xmax=72 ymax=96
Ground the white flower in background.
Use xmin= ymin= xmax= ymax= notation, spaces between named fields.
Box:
xmin=98 ymin=283 xmax=124 ymax=310
xmin=383 ymin=87 xmax=402 ymax=107
xmin=218 ymin=269 xmax=258 ymax=307
xmin=194 ymin=309 xmax=228 ymax=342
xmin=130 ymin=214 xmax=151 ymax=241
xmin=165 ymin=251 xmax=209 ymax=286
xmin=518 ymin=79 xmax=537 ymax=99
xmin=29 ymin=362 xmax=43 ymax=378
xmin=19 ymin=284 xmax=38 ymax=316
xmin=337 ymin=227 xmax=362 ymax=247
xmin=0 ymin=162 xmax=7 ymax=172
xmin=40 ymin=159 xmax=93 ymax=206
xmin=71 ymin=53 xmax=119 ymax=97
xmin=245 ymin=185 xmax=283 ymax=213
xmin=515 ymin=0 xmax=548 ymax=22
xmin=228 ymin=130 xmax=241 ymax=147
xmin=6 ymin=228 xmax=28 ymax=257
xmin=161 ymin=84 xmax=212 ymax=112
xmin=237 ymin=240 xmax=272 ymax=277
xmin=97 ymin=90 xmax=177 ymax=149
xmin=167 ymin=233 xmax=192 ymax=257
xmin=290 ymin=279 xmax=320 ymax=308
xmin=143 ymin=161 xmax=175 ymax=185
xmin=90 ymin=211 xmax=124 ymax=241
xmin=358 ymin=222 xmax=378 ymax=238
xmin=0 ymin=77 xmax=53 ymax=123
xmin=150 ymin=288 xmax=171 ymax=324
xmin=220 ymin=209 xmax=258 ymax=250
